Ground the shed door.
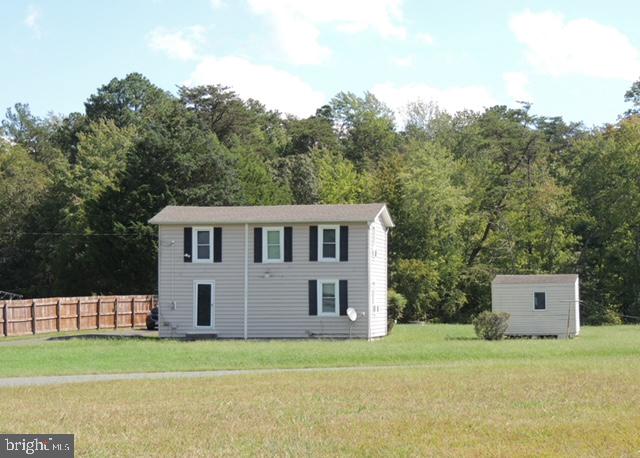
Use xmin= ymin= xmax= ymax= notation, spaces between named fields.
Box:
xmin=194 ymin=281 xmax=214 ymax=328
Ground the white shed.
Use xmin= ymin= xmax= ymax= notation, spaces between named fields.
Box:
xmin=491 ymin=274 xmax=580 ymax=338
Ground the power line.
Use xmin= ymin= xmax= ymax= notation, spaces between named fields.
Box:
xmin=0 ymin=231 xmax=154 ymax=238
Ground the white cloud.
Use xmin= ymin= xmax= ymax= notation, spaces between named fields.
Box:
xmin=210 ymin=0 xmax=225 ymax=8
xmin=391 ymin=54 xmax=415 ymax=68
xmin=147 ymin=26 xmax=206 ymax=61
xmin=187 ymin=56 xmax=325 ymax=117
xmin=372 ymin=82 xmax=496 ymax=124
xmin=503 ymin=71 xmax=532 ymax=102
xmin=24 ymin=5 xmax=41 ymax=37
xmin=416 ymin=32 xmax=434 ymax=45
xmin=510 ymin=10 xmax=640 ymax=81
xmin=247 ymin=0 xmax=406 ymax=65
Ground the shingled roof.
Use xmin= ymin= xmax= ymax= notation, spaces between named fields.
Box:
xmin=492 ymin=274 xmax=578 ymax=285
xmin=149 ymin=203 xmax=394 ymax=227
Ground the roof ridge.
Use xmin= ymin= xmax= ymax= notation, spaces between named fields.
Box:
xmin=149 ymin=203 xmax=394 ymax=227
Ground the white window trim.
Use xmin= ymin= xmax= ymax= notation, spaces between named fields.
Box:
xmin=533 ymin=290 xmax=547 ymax=311
xmin=263 ymin=226 xmax=284 ymax=263
xmin=317 ymin=279 xmax=339 ymax=317
xmin=193 ymin=280 xmax=215 ymax=329
xmin=318 ymin=225 xmax=340 ymax=262
xmin=192 ymin=226 xmax=213 ymax=263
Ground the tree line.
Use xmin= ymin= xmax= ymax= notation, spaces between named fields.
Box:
xmin=1 ymin=73 xmax=639 ymax=324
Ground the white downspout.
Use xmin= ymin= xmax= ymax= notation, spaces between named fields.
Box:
xmin=244 ymin=223 xmax=248 ymax=340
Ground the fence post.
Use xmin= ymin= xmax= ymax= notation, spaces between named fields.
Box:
xmin=2 ymin=302 xmax=7 ymax=337
xmin=76 ymin=299 xmax=81 ymax=331
xmin=114 ymin=297 xmax=119 ymax=329
xmin=96 ymin=298 xmax=101 ymax=330
xmin=31 ymin=300 xmax=37 ymax=335
xmin=56 ymin=299 xmax=61 ymax=332
xmin=131 ymin=298 xmax=136 ymax=328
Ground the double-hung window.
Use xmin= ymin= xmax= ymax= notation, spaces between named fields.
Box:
xmin=318 ymin=280 xmax=339 ymax=316
xmin=193 ymin=227 xmax=213 ymax=263
xmin=534 ymin=292 xmax=546 ymax=310
xmin=263 ymin=227 xmax=284 ymax=263
xmin=319 ymin=225 xmax=339 ymax=261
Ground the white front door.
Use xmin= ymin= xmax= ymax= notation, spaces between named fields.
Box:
xmin=193 ymin=280 xmax=215 ymax=328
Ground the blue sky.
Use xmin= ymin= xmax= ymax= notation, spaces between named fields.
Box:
xmin=2 ymin=0 xmax=640 ymax=126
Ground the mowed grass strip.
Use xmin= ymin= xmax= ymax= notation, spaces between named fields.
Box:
xmin=0 ymin=325 xmax=639 ymax=377
xmin=1 ymin=362 xmax=639 ymax=457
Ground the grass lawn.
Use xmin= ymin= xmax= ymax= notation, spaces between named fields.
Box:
xmin=0 ymin=324 xmax=639 ymax=377
xmin=1 ymin=325 xmax=639 ymax=456
xmin=1 ymin=362 xmax=639 ymax=456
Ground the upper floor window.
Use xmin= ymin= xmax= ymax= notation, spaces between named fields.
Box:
xmin=263 ymin=227 xmax=284 ymax=263
xmin=534 ymin=292 xmax=546 ymax=310
xmin=193 ymin=227 xmax=213 ymax=263
xmin=319 ymin=225 xmax=339 ymax=261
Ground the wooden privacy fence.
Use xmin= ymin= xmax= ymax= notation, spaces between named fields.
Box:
xmin=0 ymin=295 xmax=156 ymax=337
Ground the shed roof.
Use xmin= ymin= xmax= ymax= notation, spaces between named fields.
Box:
xmin=492 ymin=274 xmax=578 ymax=285
xmin=149 ymin=203 xmax=394 ymax=227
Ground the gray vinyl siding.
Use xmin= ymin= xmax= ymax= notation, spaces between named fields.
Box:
xmin=369 ymin=215 xmax=388 ymax=338
xmin=247 ymin=223 xmax=368 ymax=338
xmin=157 ymin=223 xmax=370 ymax=338
xmin=491 ymin=280 xmax=580 ymax=338
xmin=157 ymin=225 xmax=244 ymax=338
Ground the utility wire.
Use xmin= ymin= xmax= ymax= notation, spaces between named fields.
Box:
xmin=0 ymin=231 xmax=154 ymax=238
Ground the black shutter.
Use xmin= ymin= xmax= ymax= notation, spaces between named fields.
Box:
xmin=254 ymin=227 xmax=262 ymax=263
xmin=213 ymin=227 xmax=222 ymax=263
xmin=183 ymin=227 xmax=192 ymax=263
xmin=284 ymin=227 xmax=293 ymax=262
xmin=309 ymin=226 xmax=318 ymax=261
xmin=339 ymin=280 xmax=348 ymax=316
xmin=308 ymin=280 xmax=318 ymax=316
xmin=340 ymin=226 xmax=348 ymax=261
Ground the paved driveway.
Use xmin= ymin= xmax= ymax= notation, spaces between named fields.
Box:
xmin=0 ymin=365 xmax=424 ymax=388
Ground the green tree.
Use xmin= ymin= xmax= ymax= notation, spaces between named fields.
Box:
xmin=85 ymin=73 xmax=173 ymax=128
xmin=282 ymin=114 xmax=340 ymax=156
xmin=390 ymin=142 xmax=468 ymax=321
xmin=1 ymin=103 xmax=63 ymax=165
xmin=276 ymin=153 xmax=320 ymax=204
xmin=179 ymin=84 xmax=287 ymax=156
xmin=313 ymin=148 xmax=363 ymax=204
xmin=329 ymin=92 xmax=398 ymax=167
xmin=570 ymin=117 xmax=640 ymax=322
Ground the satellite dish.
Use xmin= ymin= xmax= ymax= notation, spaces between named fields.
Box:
xmin=346 ymin=307 xmax=357 ymax=322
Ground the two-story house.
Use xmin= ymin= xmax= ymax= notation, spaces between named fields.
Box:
xmin=149 ymin=203 xmax=393 ymax=339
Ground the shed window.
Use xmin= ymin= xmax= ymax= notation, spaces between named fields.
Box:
xmin=193 ymin=227 xmax=213 ymax=263
xmin=534 ymin=292 xmax=546 ymax=310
